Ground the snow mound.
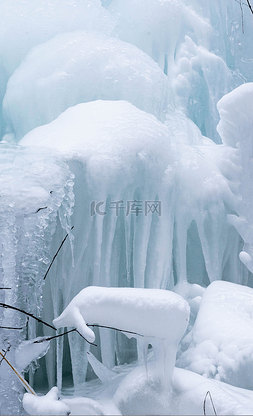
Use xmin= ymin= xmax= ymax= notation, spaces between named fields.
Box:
xmin=20 ymin=100 xmax=170 ymax=157
xmin=23 ymin=387 xmax=70 ymax=416
xmin=113 ymin=364 xmax=253 ymax=416
xmin=177 ymin=280 xmax=253 ymax=390
xmin=3 ymin=30 xmax=172 ymax=140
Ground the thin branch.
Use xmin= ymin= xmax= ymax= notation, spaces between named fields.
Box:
xmin=43 ymin=226 xmax=74 ymax=280
xmin=0 ymin=326 xmax=23 ymax=330
xmin=33 ymin=328 xmax=97 ymax=347
xmin=34 ymin=328 xmax=76 ymax=343
xmin=239 ymin=0 xmax=245 ymax=33
xmin=73 ymin=330 xmax=97 ymax=346
xmin=0 ymin=345 xmax=11 ymax=365
xmin=87 ymin=323 xmax=144 ymax=337
xmin=0 ymin=303 xmax=56 ymax=330
xmin=246 ymin=0 xmax=253 ymax=13
xmin=203 ymin=391 xmax=217 ymax=416
xmin=0 ymin=288 xmax=11 ymax=290
xmin=36 ymin=207 xmax=47 ymax=213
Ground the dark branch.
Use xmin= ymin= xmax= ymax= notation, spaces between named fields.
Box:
xmin=0 ymin=288 xmax=11 ymax=290
xmin=87 ymin=323 xmax=144 ymax=337
xmin=36 ymin=207 xmax=48 ymax=213
xmin=203 ymin=391 xmax=217 ymax=416
xmin=0 ymin=326 xmax=23 ymax=330
xmin=43 ymin=226 xmax=74 ymax=280
xmin=34 ymin=328 xmax=76 ymax=343
xmin=247 ymin=0 xmax=253 ymax=13
xmin=0 ymin=345 xmax=11 ymax=366
xmin=0 ymin=303 xmax=56 ymax=330
xmin=33 ymin=328 xmax=97 ymax=347
xmin=74 ymin=330 xmax=97 ymax=346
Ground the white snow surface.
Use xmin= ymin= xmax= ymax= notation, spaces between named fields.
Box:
xmin=53 ymin=286 xmax=190 ymax=343
xmin=177 ymin=280 xmax=253 ymax=389
xmin=3 ymin=30 xmax=171 ymax=140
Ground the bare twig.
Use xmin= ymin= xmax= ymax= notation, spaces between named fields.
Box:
xmin=43 ymin=226 xmax=74 ymax=280
xmin=0 ymin=288 xmax=11 ymax=290
xmin=33 ymin=328 xmax=97 ymax=347
xmin=87 ymin=323 xmax=144 ymax=338
xmin=203 ymin=391 xmax=217 ymax=416
xmin=0 ymin=303 xmax=55 ymax=330
xmin=247 ymin=0 xmax=253 ymax=13
xmin=239 ymin=0 xmax=245 ymax=32
xmin=75 ymin=330 xmax=97 ymax=346
xmin=0 ymin=326 xmax=23 ymax=330
xmin=0 ymin=345 xmax=11 ymax=365
xmin=36 ymin=207 xmax=47 ymax=213
xmin=34 ymin=328 xmax=76 ymax=343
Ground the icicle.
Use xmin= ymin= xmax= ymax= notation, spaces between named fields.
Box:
xmin=87 ymin=351 xmax=116 ymax=383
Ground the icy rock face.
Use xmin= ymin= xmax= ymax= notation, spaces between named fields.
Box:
xmin=177 ymin=281 xmax=253 ymax=389
xmin=0 ymin=143 xmax=74 ymax=414
xmin=3 ymin=30 xmax=171 ymax=140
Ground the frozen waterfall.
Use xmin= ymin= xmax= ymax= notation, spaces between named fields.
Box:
xmin=0 ymin=0 xmax=253 ymax=415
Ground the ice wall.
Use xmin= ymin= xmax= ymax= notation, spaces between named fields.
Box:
xmin=0 ymin=0 xmax=253 ymax=408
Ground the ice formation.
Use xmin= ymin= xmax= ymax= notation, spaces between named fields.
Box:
xmin=0 ymin=0 xmax=253 ymax=414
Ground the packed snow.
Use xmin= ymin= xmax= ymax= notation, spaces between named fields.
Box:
xmin=0 ymin=0 xmax=253 ymax=414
